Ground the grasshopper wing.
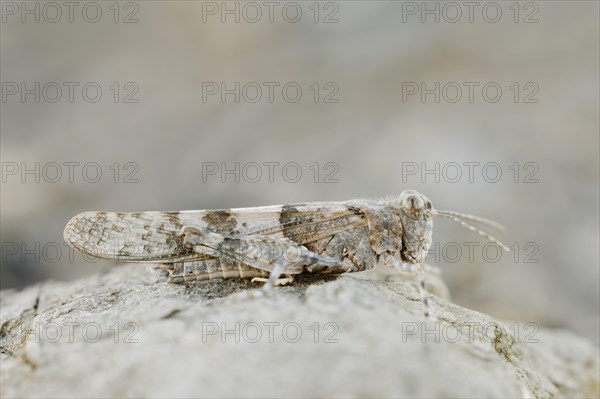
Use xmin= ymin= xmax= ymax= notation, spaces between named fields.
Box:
xmin=64 ymin=202 xmax=367 ymax=263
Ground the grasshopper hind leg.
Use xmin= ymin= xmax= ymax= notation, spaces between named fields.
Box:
xmin=257 ymin=249 xmax=348 ymax=291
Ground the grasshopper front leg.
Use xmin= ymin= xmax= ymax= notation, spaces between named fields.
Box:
xmin=384 ymin=254 xmax=436 ymax=319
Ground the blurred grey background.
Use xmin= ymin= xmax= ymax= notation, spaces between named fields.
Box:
xmin=1 ymin=1 xmax=598 ymax=344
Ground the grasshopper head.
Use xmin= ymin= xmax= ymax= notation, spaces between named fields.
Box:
xmin=397 ymin=190 xmax=511 ymax=264
xmin=398 ymin=190 xmax=434 ymax=263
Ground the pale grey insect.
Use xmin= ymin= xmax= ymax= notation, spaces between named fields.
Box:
xmin=64 ymin=190 xmax=508 ymax=314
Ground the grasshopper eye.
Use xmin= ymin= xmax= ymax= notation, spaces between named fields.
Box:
xmin=402 ymin=195 xmax=424 ymax=211
xmin=425 ymin=201 xmax=432 ymax=210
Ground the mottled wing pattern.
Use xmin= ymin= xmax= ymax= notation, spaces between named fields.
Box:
xmin=64 ymin=203 xmax=367 ymax=265
xmin=64 ymin=211 xmax=194 ymax=262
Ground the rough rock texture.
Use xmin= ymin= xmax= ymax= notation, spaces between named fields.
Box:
xmin=1 ymin=265 xmax=598 ymax=398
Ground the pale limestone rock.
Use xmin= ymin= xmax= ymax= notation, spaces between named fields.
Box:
xmin=1 ymin=265 xmax=598 ymax=398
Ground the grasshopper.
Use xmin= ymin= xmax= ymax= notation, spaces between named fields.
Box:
xmin=64 ymin=190 xmax=508 ymax=312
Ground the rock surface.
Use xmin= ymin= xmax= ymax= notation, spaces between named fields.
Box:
xmin=1 ymin=265 xmax=598 ymax=398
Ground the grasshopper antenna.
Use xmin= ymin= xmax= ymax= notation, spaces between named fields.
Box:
xmin=431 ymin=210 xmax=510 ymax=252
xmin=433 ymin=210 xmax=506 ymax=232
